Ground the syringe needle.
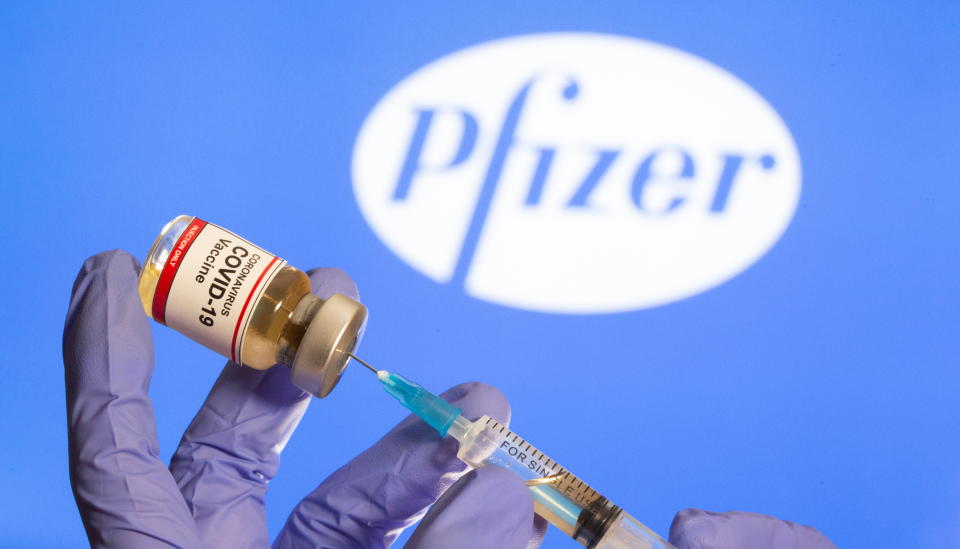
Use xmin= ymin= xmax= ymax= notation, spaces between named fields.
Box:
xmin=347 ymin=353 xmax=379 ymax=375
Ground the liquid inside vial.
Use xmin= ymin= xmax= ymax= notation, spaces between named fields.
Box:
xmin=138 ymin=215 xmax=320 ymax=369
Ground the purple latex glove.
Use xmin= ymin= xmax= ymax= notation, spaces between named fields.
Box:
xmin=668 ymin=509 xmax=837 ymax=549
xmin=64 ymin=250 xmax=834 ymax=549
xmin=404 ymin=467 xmax=547 ymax=549
xmin=405 ymin=483 xmax=837 ymax=549
xmin=64 ymin=249 xmax=543 ymax=549
xmin=272 ymin=386 xmax=547 ymax=549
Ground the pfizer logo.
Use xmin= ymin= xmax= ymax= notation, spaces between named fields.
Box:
xmin=352 ymin=33 xmax=801 ymax=313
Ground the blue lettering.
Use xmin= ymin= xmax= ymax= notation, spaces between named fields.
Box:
xmin=567 ymin=149 xmax=620 ymax=208
xmin=710 ymin=153 xmax=776 ymax=212
xmin=391 ymin=73 xmax=777 ymax=291
xmin=452 ymin=77 xmax=579 ymax=286
xmin=393 ymin=108 xmax=478 ymax=201
xmin=630 ymin=148 xmax=695 ymax=214
xmin=524 ymin=147 xmax=556 ymax=206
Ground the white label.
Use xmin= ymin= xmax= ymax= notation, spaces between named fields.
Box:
xmin=352 ymin=33 xmax=801 ymax=313
xmin=153 ymin=218 xmax=285 ymax=363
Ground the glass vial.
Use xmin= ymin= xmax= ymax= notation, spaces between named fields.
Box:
xmin=138 ymin=215 xmax=367 ymax=397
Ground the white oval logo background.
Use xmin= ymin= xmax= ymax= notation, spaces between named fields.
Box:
xmin=352 ymin=33 xmax=801 ymax=313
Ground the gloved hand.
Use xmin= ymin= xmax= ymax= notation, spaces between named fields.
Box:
xmin=64 ymin=249 xmax=835 ymax=549
xmin=667 ymin=510 xmax=837 ymax=549
xmin=63 ymin=249 xmax=545 ymax=549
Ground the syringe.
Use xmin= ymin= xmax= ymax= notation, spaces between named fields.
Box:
xmin=348 ymin=355 xmax=675 ymax=549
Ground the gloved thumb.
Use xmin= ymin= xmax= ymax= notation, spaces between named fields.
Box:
xmin=669 ymin=509 xmax=837 ymax=549
xmin=405 ymin=466 xmax=547 ymax=549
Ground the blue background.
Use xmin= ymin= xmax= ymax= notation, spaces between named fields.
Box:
xmin=2 ymin=2 xmax=957 ymax=547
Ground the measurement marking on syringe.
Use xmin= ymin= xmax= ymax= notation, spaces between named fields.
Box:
xmin=378 ymin=370 xmax=670 ymax=545
xmin=484 ymin=419 xmax=603 ymax=508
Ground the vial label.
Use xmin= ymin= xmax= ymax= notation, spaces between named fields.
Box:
xmin=152 ymin=217 xmax=287 ymax=363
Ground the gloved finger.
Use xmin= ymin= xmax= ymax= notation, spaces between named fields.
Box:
xmin=63 ymin=250 xmax=203 ymax=548
xmin=303 ymin=266 xmax=361 ymax=302
xmin=273 ymin=382 xmax=510 ymax=549
xmin=169 ymin=267 xmax=359 ymax=549
xmin=668 ymin=509 xmax=837 ymax=549
xmin=405 ymin=466 xmax=548 ymax=549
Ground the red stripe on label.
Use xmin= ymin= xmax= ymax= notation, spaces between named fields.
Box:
xmin=230 ymin=255 xmax=280 ymax=363
xmin=152 ymin=218 xmax=208 ymax=325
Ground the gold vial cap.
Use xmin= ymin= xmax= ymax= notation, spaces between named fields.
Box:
xmin=291 ymin=293 xmax=368 ymax=398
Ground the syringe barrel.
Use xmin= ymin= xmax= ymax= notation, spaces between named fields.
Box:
xmin=593 ymin=509 xmax=674 ymax=549
xmin=451 ymin=415 xmax=673 ymax=548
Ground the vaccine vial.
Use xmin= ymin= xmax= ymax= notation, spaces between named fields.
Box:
xmin=137 ymin=215 xmax=367 ymax=398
